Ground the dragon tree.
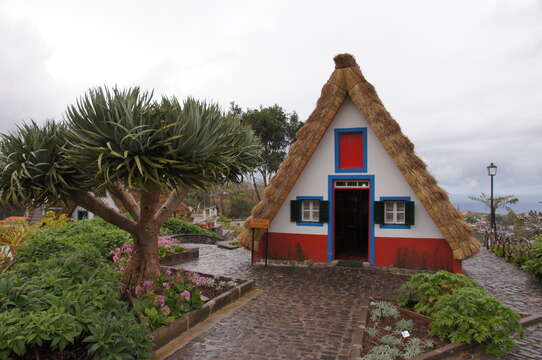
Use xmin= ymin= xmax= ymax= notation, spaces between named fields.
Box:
xmin=0 ymin=87 xmax=260 ymax=288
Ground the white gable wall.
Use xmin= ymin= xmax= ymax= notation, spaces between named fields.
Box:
xmin=269 ymin=99 xmax=443 ymax=239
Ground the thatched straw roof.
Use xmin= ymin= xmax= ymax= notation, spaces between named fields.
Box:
xmin=239 ymin=53 xmax=480 ymax=260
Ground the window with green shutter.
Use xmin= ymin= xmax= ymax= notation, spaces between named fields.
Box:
xmin=291 ymin=197 xmax=328 ymax=226
xmin=374 ymin=197 xmax=414 ymax=229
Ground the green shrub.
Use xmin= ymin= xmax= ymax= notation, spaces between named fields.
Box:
xmin=160 ymin=217 xmax=219 ymax=238
xmin=1 ymin=238 xmax=152 ymax=359
xmin=17 ymin=218 xmax=130 ymax=262
xmin=430 ymin=287 xmax=521 ymax=356
xmin=522 ymin=237 xmax=542 ymax=277
xmin=397 ymin=270 xmax=479 ymax=315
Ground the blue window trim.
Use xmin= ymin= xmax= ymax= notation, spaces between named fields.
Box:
xmin=379 ymin=196 xmax=411 ymax=229
xmin=328 ymin=175 xmax=375 ymax=264
xmin=334 ymin=127 xmax=368 ymax=173
xmin=296 ymin=196 xmax=324 ymax=227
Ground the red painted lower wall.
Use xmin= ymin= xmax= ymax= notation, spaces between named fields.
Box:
xmin=257 ymin=232 xmax=328 ymax=263
xmin=257 ymin=233 xmax=462 ymax=273
xmin=374 ymin=237 xmax=461 ymax=273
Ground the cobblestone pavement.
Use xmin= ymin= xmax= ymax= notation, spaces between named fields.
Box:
xmin=463 ymin=248 xmax=542 ymax=360
xmin=169 ymin=245 xmax=410 ymax=360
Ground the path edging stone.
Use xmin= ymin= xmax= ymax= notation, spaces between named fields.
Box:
xmin=151 ymin=279 xmax=255 ymax=349
xmin=159 ymin=247 xmax=199 ymax=266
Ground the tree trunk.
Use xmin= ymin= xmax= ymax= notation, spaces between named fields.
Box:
xmin=122 ymin=230 xmax=160 ymax=288
xmin=251 ymin=173 xmax=261 ymax=201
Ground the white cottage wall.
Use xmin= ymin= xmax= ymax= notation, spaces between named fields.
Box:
xmin=269 ymin=99 xmax=443 ymax=239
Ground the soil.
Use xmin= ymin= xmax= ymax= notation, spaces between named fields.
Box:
xmin=361 ymin=300 xmax=447 ymax=357
xmin=197 ymin=274 xmax=243 ymax=300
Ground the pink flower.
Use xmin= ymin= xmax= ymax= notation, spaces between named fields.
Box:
xmin=163 ymin=282 xmax=171 ymax=289
xmin=154 ymin=295 xmax=166 ymax=304
xmin=122 ymin=243 xmax=133 ymax=254
xmin=195 ymin=276 xmax=207 ymax=286
xmin=161 ymin=305 xmax=171 ymax=315
xmin=135 ymin=285 xmax=143 ymax=296
xmin=165 ymin=268 xmax=172 ymax=276
xmin=118 ymin=267 xmax=125 ymax=272
xmin=112 ymin=254 xmax=121 ymax=263
xmin=180 ymin=290 xmax=190 ymax=301
xmin=143 ymin=280 xmax=154 ymax=288
xmin=175 ymin=273 xmax=183 ymax=282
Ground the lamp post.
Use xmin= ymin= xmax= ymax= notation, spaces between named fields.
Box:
xmin=487 ymin=162 xmax=497 ymax=248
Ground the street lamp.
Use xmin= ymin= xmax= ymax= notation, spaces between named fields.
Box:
xmin=486 ymin=163 xmax=497 ymax=247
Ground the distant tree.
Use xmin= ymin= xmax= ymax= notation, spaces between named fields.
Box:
xmin=0 ymin=87 xmax=260 ymax=289
xmin=469 ymin=193 xmax=519 ymax=214
xmin=228 ymin=103 xmax=302 ymax=200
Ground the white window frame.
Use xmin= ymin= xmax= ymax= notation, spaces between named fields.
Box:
xmin=384 ymin=200 xmax=406 ymax=225
xmin=301 ymin=199 xmax=320 ymax=222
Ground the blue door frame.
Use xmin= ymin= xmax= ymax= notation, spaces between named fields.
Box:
xmin=327 ymin=174 xmax=375 ymax=264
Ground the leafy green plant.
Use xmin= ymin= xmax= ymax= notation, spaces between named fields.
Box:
xmin=361 ymin=344 xmax=400 ymax=360
xmin=380 ymin=335 xmax=402 ymax=347
xmin=401 ymin=338 xmax=424 ymax=359
xmin=429 ymin=287 xmax=521 ymax=356
xmin=132 ymin=269 xmax=204 ymax=330
xmin=397 ymin=270 xmax=479 ymax=315
xmin=394 ymin=319 xmax=413 ymax=332
xmin=522 ymin=236 xmax=542 ymax=277
xmin=370 ymin=301 xmax=400 ymax=322
xmin=160 ymin=217 xmax=219 ymax=238
xmin=17 ymin=218 xmax=129 ymax=263
xmin=0 ymin=211 xmax=67 ymax=272
xmin=0 ymin=234 xmax=152 ymax=359
xmin=365 ymin=327 xmax=377 ymax=337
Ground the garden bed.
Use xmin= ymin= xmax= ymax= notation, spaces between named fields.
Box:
xmin=359 ymin=298 xmax=447 ymax=359
xmin=159 ymin=247 xmax=199 ymax=266
xmin=151 ymin=268 xmax=254 ymax=348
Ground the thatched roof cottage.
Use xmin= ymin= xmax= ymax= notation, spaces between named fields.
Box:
xmin=239 ymin=53 xmax=479 ymax=272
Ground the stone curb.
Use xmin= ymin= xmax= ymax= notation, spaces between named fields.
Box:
xmin=170 ymin=233 xmax=222 ymax=245
xmin=254 ymin=258 xmax=428 ymax=275
xmin=349 ymin=297 xmax=369 ymax=360
xmin=217 ymin=240 xmax=239 ymax=250
xmin=151 ymin=279 xmax=255 ymax=349
xmin=159 ymin=247 xmax=199 ymax=266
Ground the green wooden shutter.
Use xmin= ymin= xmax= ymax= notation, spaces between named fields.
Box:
xmin=290 ymin=200 xmax=301 ymax=222
xmin=319 ymin=200 xmax=329 ymax=223
xmin=374 ymin=201 xmax=384 ymax=224
xmin=405 ymin=201 xmax=415 ymax=225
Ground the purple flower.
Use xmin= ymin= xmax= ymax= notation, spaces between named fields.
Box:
xmin=154 ymin=295 xmax=166 ymax=304
xmin=195 ymin=276 xmax=207 ymax=286
xmin=163 ymin=282 xmax=171 ymax=289
xmin=180 ymin=290 xmax=190 ymax=301
xmin=143 ymin=280 xmax=154 ymax=288
xmin=161 ymin=305 xmax=171 ymax=315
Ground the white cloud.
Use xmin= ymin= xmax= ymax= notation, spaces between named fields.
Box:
xmin=0 ymin=0 xmax=540 ymax=198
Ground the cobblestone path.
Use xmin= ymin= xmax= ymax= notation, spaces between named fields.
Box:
xmin=168 ymin=245 xmax=410 ymax=360
xmin=463 ymin=248 xmax=542 ymax=360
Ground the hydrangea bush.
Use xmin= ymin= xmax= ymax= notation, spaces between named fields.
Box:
xmin=132 ymin=268 xmax=204 ymax=330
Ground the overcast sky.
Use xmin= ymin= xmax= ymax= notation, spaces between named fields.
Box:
xmin=1 ymin=0 xmax=541 ymax=204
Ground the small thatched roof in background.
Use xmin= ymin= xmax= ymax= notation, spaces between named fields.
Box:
xmin=239 ymin=53 xmax=480 ymax=260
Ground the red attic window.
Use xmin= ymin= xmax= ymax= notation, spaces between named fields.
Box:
xmin=335 ymin=128 xmax=367 ymax=172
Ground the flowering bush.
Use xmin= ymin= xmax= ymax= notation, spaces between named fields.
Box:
xmin=132 ymin=269 xmax=204 ymax=329
xmin=111 ymin=237 xmax=184 ymax=271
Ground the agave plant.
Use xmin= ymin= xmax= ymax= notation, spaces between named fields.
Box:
xmin=0 ymin=86 xmax=261 ymax=287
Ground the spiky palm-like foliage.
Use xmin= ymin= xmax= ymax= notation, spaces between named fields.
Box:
xmin=0 ymin=86 xmax=261 ymax=287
